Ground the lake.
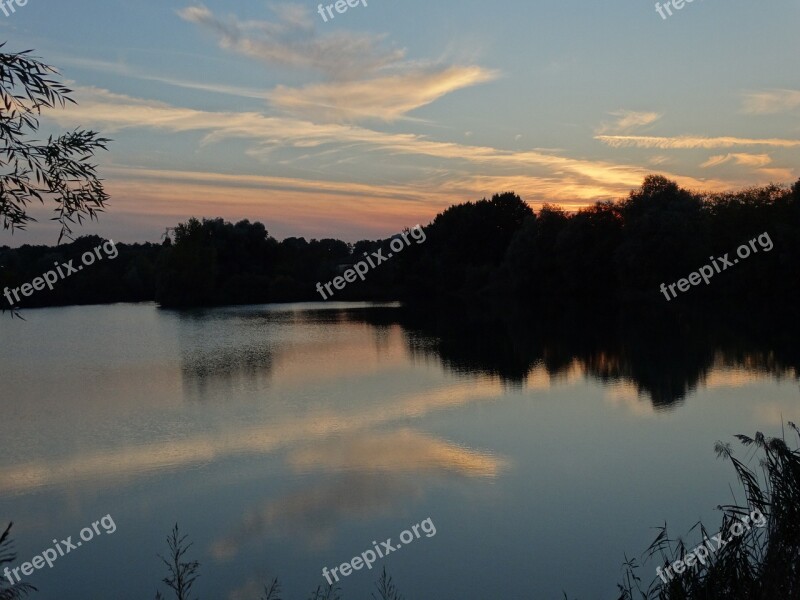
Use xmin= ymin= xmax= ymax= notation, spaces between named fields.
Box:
xmin=0 ymin=302 xmax=798 ymax=599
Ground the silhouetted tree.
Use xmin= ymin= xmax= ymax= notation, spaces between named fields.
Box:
xmin=3 ymin=176 xmax=799 ymax=314
xmin=156 ymin=218 xmax=220 ymax=307
xmin=0 ymin=238 xmax=160 ymax=309
xmin=504 ymin=203 xmax=566 ymax=302
xmin=401 ymin=191 xmax=531 ymax=300
xmin=0 ymin=44 xmax=110 ymax=242
xmin=614 ymin=175 xmax=706 ymax=293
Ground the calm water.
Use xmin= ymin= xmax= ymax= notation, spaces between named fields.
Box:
xmin=0 ymin=303 xmax=798 ymax=599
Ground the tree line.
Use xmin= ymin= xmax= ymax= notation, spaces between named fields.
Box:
xmin=1 ymin=175 xmax=799 ymax=312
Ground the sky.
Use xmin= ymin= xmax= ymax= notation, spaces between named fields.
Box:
xmin=1 ymin=0 xmax=799 ymax=246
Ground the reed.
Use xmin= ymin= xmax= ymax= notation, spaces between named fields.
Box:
xmin=617 ymin=422 xmax=800 ymax=600
xmin=0 ymin=523 xmax=34 ymax=600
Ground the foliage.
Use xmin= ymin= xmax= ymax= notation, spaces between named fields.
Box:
xmin=0 ymin=523 xmax=34 ymax=600
xmin=2 ymin=176 xmax=799 ymax=315
xmin=0 ymin=237 xmax=160 ymax=308
xmin=617 ymin=424 xmax=800 ymax=599
xmin=0 ymin=44 xmax=110 ymax=242
xmin=156 ymin=524 xmax=199 ymax=600
xmin=371 ymin=567 xmax=404 ymax=600
xmin=307 ymin=583 xmax=341 ymax=600
xmin=260 ymin=578 xmax=282 ymax=600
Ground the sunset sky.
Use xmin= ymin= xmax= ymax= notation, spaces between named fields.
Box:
xmin=1 ymin=0 xmax=799 ymax=245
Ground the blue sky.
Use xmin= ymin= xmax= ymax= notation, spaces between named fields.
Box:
xmin=2 ymin=0 xmax=799 ymax=245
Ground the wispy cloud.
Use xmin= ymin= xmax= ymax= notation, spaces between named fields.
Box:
xmin=741 ymin=89 xmax=800 ymax=115
xmin=597 ymin=134 xmax=800 ymax=149
xmin=699 ymin=153 xmax=790 ymax=183
xmin=701 ymin=153 xmax=773 ymax=168
xmin=177 ymin=3 xmax=404 ymax=80
xmin=177 ymin=3 xmax=496 ymax=123
xmin=596 ymin=110 xmax=662 ymax=134
xmin=267 ymin=65 xmax=498 ymax=122
xmin=57 ymin=55 xmax=270 ymax=100
xmin=45 ymin=87 xmax=738 ymax=211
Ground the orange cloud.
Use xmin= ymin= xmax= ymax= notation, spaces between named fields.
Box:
xmin=701 ymin=153 xmax=773 ymax=168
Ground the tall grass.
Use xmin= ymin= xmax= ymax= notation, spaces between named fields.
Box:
xmin=0 ymin=523 xmax=34 ymax=600
xmin=150 ymin=526 xmax=403 ymax=600
xmin=617 ymin=422 xmax=800 ymax=600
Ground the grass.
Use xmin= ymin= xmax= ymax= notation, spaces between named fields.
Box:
xmin=616 ymin=422 xmax=800 ymax=600
xmin=0 ymin=523 xmax=35 ymax=600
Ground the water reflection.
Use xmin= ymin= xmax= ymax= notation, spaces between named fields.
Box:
xmin=172 ymin=302 xmax=800 ymax=412
xmin=286 ymin=429 xmax=506 ymax=477
xmin=212 ymin=429 xmax=505 ymax=558
xmin=6 ymin=304 xmax=792 ymax=496
xmin=0 ymin=366 xmax=507 ymax=495
xmin=211 ymin=473 xmax=424 ymax=556
xmin=351 ymin=306 xmax=800 ymax=409
xmin=173 ymin=308 xmax=278 ymax=400
xmin=1 ymin=303 xmax=798 ymax=599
